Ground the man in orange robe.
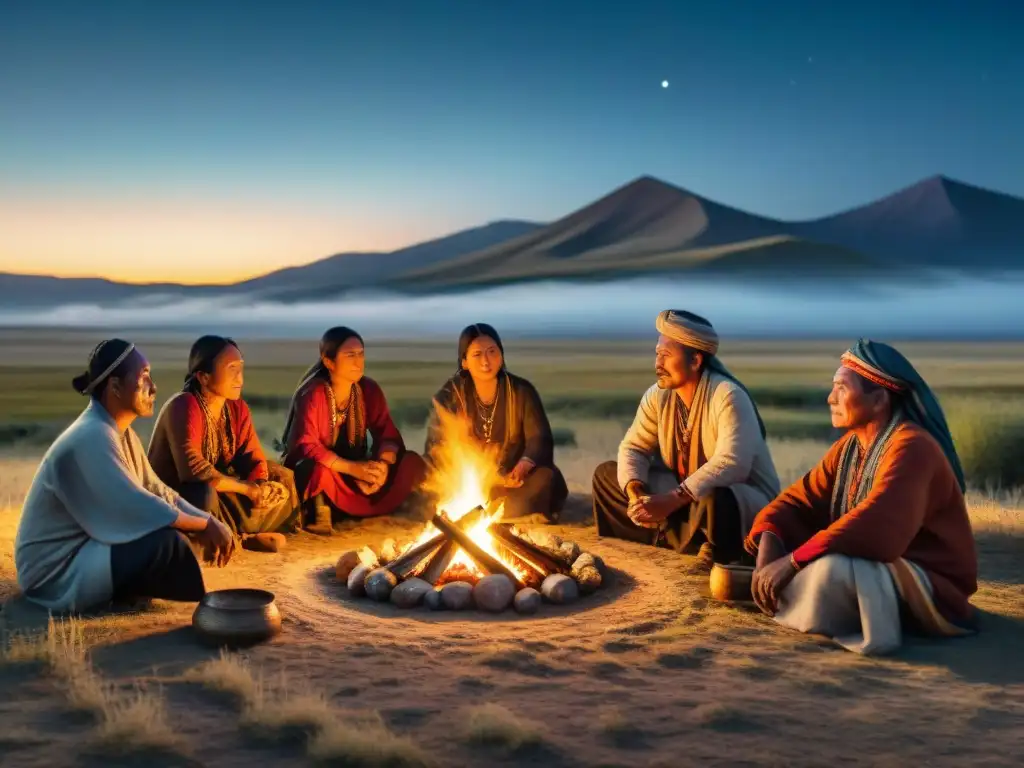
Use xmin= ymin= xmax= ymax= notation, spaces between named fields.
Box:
xmin=745 ymin=339 xmax=978 ymax=654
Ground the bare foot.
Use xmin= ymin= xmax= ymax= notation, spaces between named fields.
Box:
xmin=242 ymin=533 xmax=287 ymax=553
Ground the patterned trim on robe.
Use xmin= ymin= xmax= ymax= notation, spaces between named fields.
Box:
xmin=828 ymin=409 xmax=903 ymax=521
xmin=886 ymin=558 xmax=976 ymax=637
xmin=828 ymin=409 xmax=976 ymax=638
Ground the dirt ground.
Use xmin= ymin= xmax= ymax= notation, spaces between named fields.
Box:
xmin=4 ymin=484 xmax=1024 ymax=768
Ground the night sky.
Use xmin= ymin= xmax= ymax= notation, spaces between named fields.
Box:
xmin=2 ymin=0 xmax=1021 ymax=282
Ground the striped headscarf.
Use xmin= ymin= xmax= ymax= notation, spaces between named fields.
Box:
xmin=655 ymin=309 xmax=766 ymax=438
xmin=840 ymin=338 xmax=965 ymax=492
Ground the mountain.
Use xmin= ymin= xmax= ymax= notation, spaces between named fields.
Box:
xmin=796 ymin=175 xmax=1024 ymax=270
xmin=2 ymin=174 xmax=1022 ymax=309
xmin=0 ymin=274 xmax=200 ymax=308
xmin=388 ymin=177 xmax=872 ymax=291
xmin=250 ymin=219 xmax=541 ymax=302
xmin=0 ymin=219 xmax=543 ymax=308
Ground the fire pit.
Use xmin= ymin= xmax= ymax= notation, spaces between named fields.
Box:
xmin=333 ymin=408 xmax=606 ymax=614
xmin=335 ymin=502 xmax=605 ymax=614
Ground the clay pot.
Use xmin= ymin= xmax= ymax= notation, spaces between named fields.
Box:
xmin=192 ymin=588 xmax=282 ymax=648
xmin=709 ymin=564 xmax=754 ymax=603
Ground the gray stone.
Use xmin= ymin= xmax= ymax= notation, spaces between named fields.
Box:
xmin=390 ymin=577 xmax=433 ymax=608
xmin=473 ymin=574 xmax=515 ymax=613
xmin=574 ymin=566 xmax=602 ymax=595
xmin=424 ymin=587 xmax=444 ymax=611
xmin=513 ymin=587 xmax=542 ymax=615
xmin=335 ymin=550 xmax=361 ymax=583
xmin=347 ymin=563 xmax=372 ymax=597
xmin=440 ymin=581 xmax=475 ymax=610
xmin=571 ymin=553 xmax=596 ymax=572
xmin=364 ymin=568 xmax=398 ymax=602
xmin=559 ymin=541 xmax=581 ymax=564
xmin=571 ymin=554 xmax=604 ymax=594
xmin=541 ymin=573 xmax=580 ymax=605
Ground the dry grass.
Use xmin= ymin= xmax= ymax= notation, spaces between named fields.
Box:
xmin=241 ymin=685 xmax=336 ymax=743
xmin=462 ymin=702 xmax=546 ymax=751
xmin=0 ymin=613 xmax=185 ymax=758
xmin=181 ymin=656 xmax=428 ymax=766
xmin=91 ymin=683 xmax=183 ymax=756
xmin=307 ymin=713 xmax=433 ymax=767
xmin=181 ymin=649 xmax=260 ymax=703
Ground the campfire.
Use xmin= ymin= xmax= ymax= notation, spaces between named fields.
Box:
xmin=334 ymin=409 xmax=605 ymax=614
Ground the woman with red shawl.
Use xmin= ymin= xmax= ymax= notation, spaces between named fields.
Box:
xmin=281 ymin=327 xmax=427 ymax=535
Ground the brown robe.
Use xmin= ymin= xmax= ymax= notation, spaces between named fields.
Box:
xmin=746 ymin=422 xmax=978 ymax=630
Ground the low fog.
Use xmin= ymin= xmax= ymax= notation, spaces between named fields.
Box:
xmin=2 ymin=276 xmax=1023 ymax=339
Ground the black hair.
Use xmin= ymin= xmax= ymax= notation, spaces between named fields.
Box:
xmin=71 ymin=339 xmax=136 ymax=399
xmin=184 ymin=335 xmax=239 ymax=392
xmin=277 ymin=326 xmax=366 ymax=456
xmin=319 ymin=326 xmax=364 ymax=364
xmin=456 ymin=323 xmax=505 ymax=373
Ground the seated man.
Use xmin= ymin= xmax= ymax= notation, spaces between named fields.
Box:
xmin=745 ymin=339 xmax=978 ymax=655
xmin=15 ymin=339 xmax=234 ymax=614
xmin=592 ymin=310 xmax=780 ymax=568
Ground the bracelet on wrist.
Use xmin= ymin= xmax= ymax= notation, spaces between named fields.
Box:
xmin=789 ymin=554 xmax=801 ymax=572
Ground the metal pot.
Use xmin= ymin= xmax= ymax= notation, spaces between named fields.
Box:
xmin=709 ymin=564 xmax=754 ymax=603
xmin=192 ymin=588 xmax=282 ymax=648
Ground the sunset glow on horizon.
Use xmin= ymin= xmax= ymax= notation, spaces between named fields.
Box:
xmin=0 ymin=196 xmax=474 ymax=284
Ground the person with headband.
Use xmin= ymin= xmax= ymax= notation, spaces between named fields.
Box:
xmin=592 ymin=310 xmax=780 ymax=569
xmin=280 ymin=327 xmax=427 ymax=535
xmin=14 ymin=339 xmax=234 ymax=614
xmin=148 ymin=335 xmax=300 ymax=553
xmin=425 ymin=323 xmax=568 ymax=522
xmin=745 ymin=339 xmax=978 ymax=654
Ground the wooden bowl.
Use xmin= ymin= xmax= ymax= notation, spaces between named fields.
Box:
xmin=192 ymin=588 xmax=282 ymax=648
xmin=709 ymin=564 xmax=754 ymax=603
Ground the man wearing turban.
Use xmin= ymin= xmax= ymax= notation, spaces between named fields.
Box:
xmin=745 ymin=339 xmax=978 ymax=655
xmin=592 ymin=310 xmax=781 ymax=569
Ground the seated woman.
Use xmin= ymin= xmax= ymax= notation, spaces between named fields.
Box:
xmin=148 ymin=336 xmax=300 ymax=552
xmin=426 ymin=323 xmax=568 ymax=522
xmin=16 ymin=339 xmax=233 ymax=615
xmin=281 ymin=326 xmax=427 ymax=535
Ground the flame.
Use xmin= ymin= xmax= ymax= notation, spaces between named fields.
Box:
xmin=410 ymin=404 xmax=529 ymax=581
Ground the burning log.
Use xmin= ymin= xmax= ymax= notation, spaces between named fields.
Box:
xmin=386 ymin=504 xmax=492 ymax=581
xmin=431 ymin=512 xmax=526 ymax=590
xmin=387 ymin=537 xmax=447 ymax=580
xmin=491 ymin=540 xmax=544 ymax=589
xmin=419 ymin=538 xmax=457 ymax=584
xmin=491 ymin=524 xmax=571 ymax=577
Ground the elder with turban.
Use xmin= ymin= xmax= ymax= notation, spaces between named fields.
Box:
xmin=15 ymin=339 xmax=234 ymax=614
xmin=745 ymin=339 xmax=978 ymax=655
xmin=592 ymin=310 xmax=780 ymax=569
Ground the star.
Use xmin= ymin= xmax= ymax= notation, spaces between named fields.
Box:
xmin=807 ymin=56 xmax=814 ymax=64
xmin=661 ymin=80 xmax=669 ymax=88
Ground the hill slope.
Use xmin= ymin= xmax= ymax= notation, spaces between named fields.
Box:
xmin=796 ymin=175 xmax=1024 ymax=270
xmin=390 ymin=177 xmax=871 ymax=290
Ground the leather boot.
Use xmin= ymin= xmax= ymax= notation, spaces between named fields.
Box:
xmin=305 ymin=494 xmax=334 ymax=536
